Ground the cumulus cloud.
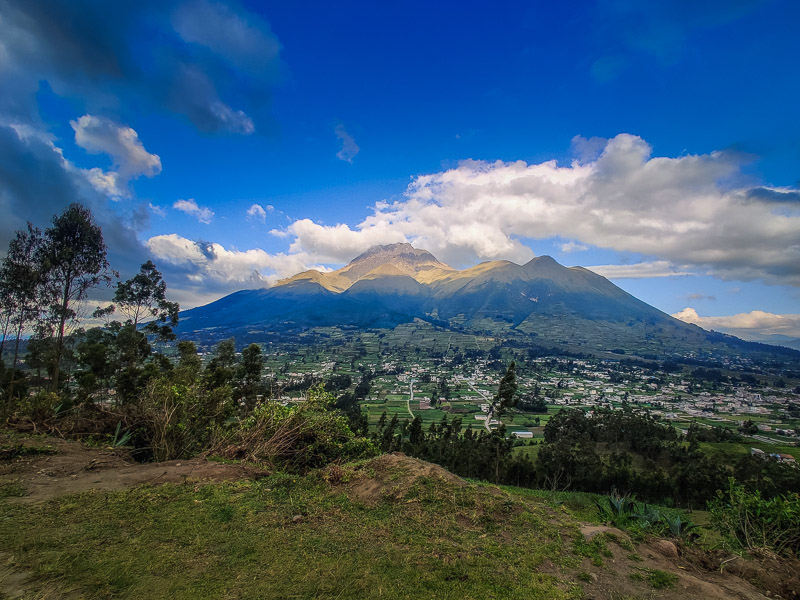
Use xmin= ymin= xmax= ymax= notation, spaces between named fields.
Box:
xmin=146 ymin=233 xmax=323 ymax=287
xmin=173 ymin=199 xmax=214 ymax=224
xmin=286 ymin=218 xmax=406 ymax=263
xmin=246 ymin=203 xmax=272 ymax=222
xmin=335 ymin=124 xmax=359 ymax=163
xmin=0 ymin=123 xmax=149 ymax=284
xmin=673 ymin=307 xmax=800 ymax=340
xmin=71 ymin=115 xmax=161 ymax=197
xmin=559 ymin=241 xmax=589 ymax=253
xmin=283 ymin=134 xmax=800 ymax=283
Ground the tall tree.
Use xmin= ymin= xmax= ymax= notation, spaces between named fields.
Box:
xmin=0 ymin=224 xmax=48 ymax=399
xmin=112 ymin=260 xmax=179 ymax=338
xmin=236 ymin=343 xmax=263 ymax=409
xmin=494 ymin=361 xmax=518 ymax=418
xmin=41 ymin=204 xmax=113 ymax=391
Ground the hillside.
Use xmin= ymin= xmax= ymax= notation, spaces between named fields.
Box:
xmin=1 ymin=434 xmax=796 ymax=599
xmin=176 ymin=244 xmax=799 ymax=360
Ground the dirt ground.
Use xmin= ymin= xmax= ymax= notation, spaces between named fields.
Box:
xmin=343 ymin=451 xmax=466 ymax=504
xmin=0 ymin=433 xmax=268 ymax=503
xmin=575 ymin=525 xmax=781 ymax=600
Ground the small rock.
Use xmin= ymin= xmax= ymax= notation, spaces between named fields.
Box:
xmin=176 ymin=463 xmax=182 ymax=467
xmin=292 ymin=515 xmax=303 ymax=524
xmin=589 ymin=573 xmax=599 ymax=582
xmin=652 ymin=540 xmax=679 ymax=560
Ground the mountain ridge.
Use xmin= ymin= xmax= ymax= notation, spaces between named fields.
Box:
xmin=177 ymin=244 xmax=799 ymax=360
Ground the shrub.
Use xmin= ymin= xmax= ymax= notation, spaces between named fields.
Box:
xmin=136 ymin=377 xmax=235 ymax=461
xmin=213 ymin=384 xmax=376 ymax=471
xmin=708 ymin=479 xmax=800 ymax=555
xmin=16 ymin=391 xmax=62 ymax=424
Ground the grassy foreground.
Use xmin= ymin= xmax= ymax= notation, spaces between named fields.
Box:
xmin=0 ymin=459 xmax=597 ymax=600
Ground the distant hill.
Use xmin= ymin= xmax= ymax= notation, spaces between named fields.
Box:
xmin=177 ymin=243 xmax=799 ymax=360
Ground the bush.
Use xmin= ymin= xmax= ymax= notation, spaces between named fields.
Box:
xmin=16 ymin=391 xmax=62 ymax=424
xmin=213 ymin=384 xmax=376 ymax=471
xmin=136 ymin=377 xmax=235 ymax=462
xmin=708 ymin=479 xmax=800 ymax=555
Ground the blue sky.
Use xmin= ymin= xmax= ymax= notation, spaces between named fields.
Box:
xmin=1 ymin=0 xmax=799 ymax=341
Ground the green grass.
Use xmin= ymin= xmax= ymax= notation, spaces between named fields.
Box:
xmin=0 ymin=469 xmax=592 ymax=600
xmin=0 ymin=442 xmax=58 ymax=461
xmin=0 ymin=480 xmax=26 ymax=498
xmin=630 ymin=568 xmax=679 ymax=589
xmin=700 ymin=440 xmax=800 ymax=461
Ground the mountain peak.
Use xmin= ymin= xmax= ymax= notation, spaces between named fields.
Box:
xmin=339 ymin=243 xmax=452 ymax=282
xmin=351 ymin=243 xmax=437 ymax=263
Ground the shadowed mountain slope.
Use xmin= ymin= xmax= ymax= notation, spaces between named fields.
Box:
xmin=176 ymin=244 xmax=799 ymax=359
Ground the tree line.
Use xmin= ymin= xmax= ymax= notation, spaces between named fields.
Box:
xmin=372 ymin=405 xmax=800 ymax=510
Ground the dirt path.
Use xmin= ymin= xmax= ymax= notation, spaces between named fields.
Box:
xmin=0 ymin=434 xmax=267 ymax=503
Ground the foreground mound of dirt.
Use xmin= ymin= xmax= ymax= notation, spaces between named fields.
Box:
xmin=681 ymin=544 xmax=800 ymax=600
xmin=341 ymin=451 xmax=465 ymax=504
xmin=0 ymin=434 xmax=267 ymax=503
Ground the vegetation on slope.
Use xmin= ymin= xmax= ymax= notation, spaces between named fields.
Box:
xmin=2 ymin=450 xmax=797 ymax=600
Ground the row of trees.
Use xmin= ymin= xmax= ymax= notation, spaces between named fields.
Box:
xmin=0 ymin=204 xmax=182 ymax=405
xmin=0 ymin=205 xmax=112 ymax=396
xmin=372 ymin=405 xmax=800 ymax=509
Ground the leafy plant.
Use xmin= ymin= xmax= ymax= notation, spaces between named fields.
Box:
xmin=110 ymin=422 xmax=133 ymax=448
xmin=662 ymin=514 xmax=698 ymax=538
xmin=212 ymin=384 xmax=376 ymax=471
xmin=595 ymin=492 xmax=698 ymax=540
xmin=709 ymin=478 xmax=800 ymax=555
xmin=595 ymin=490 xmax=635 ymax=519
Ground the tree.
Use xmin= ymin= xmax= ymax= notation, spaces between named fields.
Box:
xmin=205 ymin=338 xmax=237 ymax=389
xmin=494 ymin=361 xmax=518 ymax=417
xmin=237 ymin=343 xmax=263 ymax=409
xmin=113 ymin=260 xmax=179 ymax=339
xmin=40 ymin=204 xmax=113 ymax=391
xmin=739 ymin=419 xmax=759 ymax=436
xmin=519 ymin=393 xmax=548 ymax=413
xmin=0 ymin=224 xmax=48 ymax=399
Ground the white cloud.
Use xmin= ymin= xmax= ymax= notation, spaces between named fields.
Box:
xmin=146 ymin=233 xmax=323 ymax=288
xmin=70 ymin=115 xmax=161 ymax=197
xmin=587 ymin=261 xmax=692 ymax=279
xmin=335 ymin=124 xmax=359 ymax=163
xmin=284 ymin=133 xmax=800 ymax=283
xmin=559 ymin=241 xmax=589 ymax=253
xmin=173 ymin=198 xmax=214 ymax=224
xmin=246 ymin=203 xmax=272 ymax=222
xmin=286 ymin=218 xmax=406 ymax=263
xmin=149 ymin=203 xmax=167 ymax=217
xmin=673 ymin=307 xmax=800 ymax=340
